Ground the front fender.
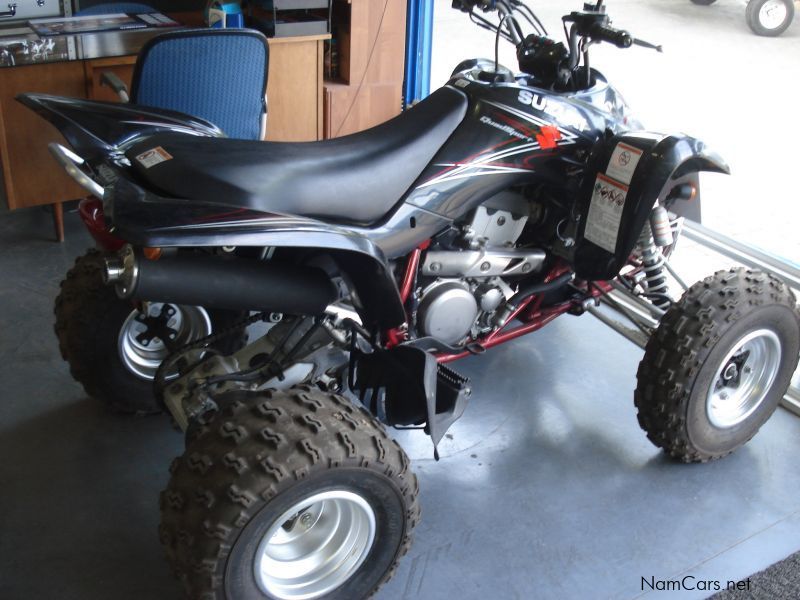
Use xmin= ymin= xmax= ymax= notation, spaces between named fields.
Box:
xmin=572 ymin=131 xmax=730 ymax=281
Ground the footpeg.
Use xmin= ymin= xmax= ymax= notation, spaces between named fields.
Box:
xmin=351 ymin=346 xmax=471 ymax=459
xmin=432 ymin=362 xmax=471 ymax=457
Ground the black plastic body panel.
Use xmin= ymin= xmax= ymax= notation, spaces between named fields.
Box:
xmin=400 ymin=78 xmax=609 ymax=221
xmin=16 ymin=93 xmax=223 ymax=163
xmin=572 ymin=132 xmax=729 ymax=281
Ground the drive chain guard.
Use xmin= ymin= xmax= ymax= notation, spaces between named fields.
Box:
xmin=351 ymin=345 xmax=471 ymax=459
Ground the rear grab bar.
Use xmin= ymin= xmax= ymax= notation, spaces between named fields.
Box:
xmin=48 ymin=142 xmax=104 ymax=198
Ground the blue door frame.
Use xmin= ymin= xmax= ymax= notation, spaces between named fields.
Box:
xmin=404 ymin=0 xmax=434 ymax=106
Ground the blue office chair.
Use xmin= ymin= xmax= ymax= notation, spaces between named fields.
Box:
xmin=100 ymin=29 xmax=269 ymax=140
xmin=134 ymin=30 xmax=268 ymax=140
xmin=76 ymin=2 xmax=157 ymax=16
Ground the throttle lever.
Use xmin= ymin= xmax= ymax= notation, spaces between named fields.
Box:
xmin=633 ymin=38 xmax=663 ymax=53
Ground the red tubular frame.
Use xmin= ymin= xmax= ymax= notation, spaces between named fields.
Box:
xmin=399 ymin=247 xmax=422 ymax=304
xmin=436 ymin=304 xmax=568 ymax=363
xmin=436 ymin=260 xmax=606 ymax=364
xmin=385 ymin=242 xmax=430 ymax=348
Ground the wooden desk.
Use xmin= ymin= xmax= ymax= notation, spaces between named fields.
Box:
xmin=0 ymin=24 xmax=328 ymax=240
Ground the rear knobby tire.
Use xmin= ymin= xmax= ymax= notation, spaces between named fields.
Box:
xmin=159 ymin=386 xmax=419 ymax=600
xmin=54 ymin=249 xmax=247 ymax=414
xmin=635 ymin=268 xmax=800 ymax=463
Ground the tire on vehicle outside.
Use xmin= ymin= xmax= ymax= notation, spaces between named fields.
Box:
xmin=746 ymin=0 xmax=795 ymax=36
xmin=54 ymin=249 xmax=248 ymax=414
xmin=690 ymin=0 xmax=717 ymax=5
xmin=635 ymin=268 xmax=800 ymax=463
xmin=159 ymin=386 xmax=419 ymax=600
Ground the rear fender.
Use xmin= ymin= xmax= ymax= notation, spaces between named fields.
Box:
xmin=16 ymin=93 xmax=223 ymax=163
xmin=78 ymin=198 xmax=124 ymax=251
xmin=572 ymin=132 xmax=730 ymax=281
xmin=106 ymin=177 xmax=406 ymax=329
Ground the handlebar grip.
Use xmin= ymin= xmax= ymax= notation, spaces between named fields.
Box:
xmin=589 ymin=24 xmax=633 ymax=49
xmin=452 ymin=0 xmax=494 ymax=11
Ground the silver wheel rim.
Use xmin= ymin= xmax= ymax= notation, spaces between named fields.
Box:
xmin=706 ymin=328 xmax=782 ymax=429
xmin=117 ymin=303 xmax=212 ymax=380
xmin=759 ymin=1 xmax=788 ymax=29
xmin=254 ymin=490 xmax=376 ymax=600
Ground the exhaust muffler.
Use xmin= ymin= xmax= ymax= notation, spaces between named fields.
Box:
xmin=104 ymin=245 xmax=337 ymax=315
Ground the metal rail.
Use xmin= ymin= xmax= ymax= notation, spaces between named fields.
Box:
xmin=785 ymin=387 xmax=800 ymax=418
xmin=594 ymin=220 xmax=800 ymax=416
xmin=587 ymin=306 xmax=648 ymax=349
xmin=682 ymin=220 xmax=800 ymax=290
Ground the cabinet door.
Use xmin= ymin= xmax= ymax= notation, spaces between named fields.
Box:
xmin=85 ymin=57 xmax=136 ymax=102
xmin=324 ymin=82 xmax=402 ymax=138
xmin=0 ymin=62 xmax=87 ymax=210
xmin=265 ymin=38 xmax=324 ymax=142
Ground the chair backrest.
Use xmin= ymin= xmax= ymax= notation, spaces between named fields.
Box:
xmin=130 ymin=29 xmax=269 ymax=141
xmin=76 ymin=2 xmax=156 ymax=16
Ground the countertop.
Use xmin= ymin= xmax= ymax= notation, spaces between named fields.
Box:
xmin=0 ymin=23 xmax=185 ymax=67
xmin=0 ymin=13 xmax=328 ymax=68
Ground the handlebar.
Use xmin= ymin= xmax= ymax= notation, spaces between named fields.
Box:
xmin=588 ymin=24 xmax=632 ymax=49
xmin=453 ymin=0 xmax=525 ymax=44
xmin=452 ymin=0 xmax=494 ymax=11
xmin=454 ymin=1 xmax=662 ymax=89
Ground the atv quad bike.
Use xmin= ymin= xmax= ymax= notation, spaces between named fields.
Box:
xmin=22 ymin=0 xmax=800 ymax=598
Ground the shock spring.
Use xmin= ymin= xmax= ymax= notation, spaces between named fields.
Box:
xmin=638 ymin=228 xmax=670 ymax=309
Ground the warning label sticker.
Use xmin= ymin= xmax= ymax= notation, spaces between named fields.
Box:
xmin=606 ymin=142 xmax=642 ymax=185
xmin=135 ymin=146 xmax=173 ymax=169
xmin=584 ymin=174 xmax=629 ymax=254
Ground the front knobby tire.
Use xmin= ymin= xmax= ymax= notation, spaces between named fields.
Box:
xmin=160 ymin=386 xmax=420 ymax=600
xmin=635 ymin=268 xmax=800 ymax=463
xmin=54 ymin=249 xmax=247 ymax=414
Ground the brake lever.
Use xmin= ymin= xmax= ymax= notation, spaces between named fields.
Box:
xmin=633 ymin=37 xmax=663 ymax=53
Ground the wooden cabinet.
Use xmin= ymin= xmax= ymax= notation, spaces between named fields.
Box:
xmin=265 ymin=35 xmax=326 ymax=142
xmin=323 ymin=0 xmax=406 ymax=138
xmin=324 ymin=81 xmax=401 ymax=138
xmin=0 ymin=62 xmax=88 ymax=211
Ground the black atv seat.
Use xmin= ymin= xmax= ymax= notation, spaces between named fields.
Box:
xmin=126 ymin=87 xmax=468 ymax=226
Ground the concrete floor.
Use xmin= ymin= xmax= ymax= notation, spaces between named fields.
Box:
xmin=1 ymin=208 xmax=799 ymax=600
